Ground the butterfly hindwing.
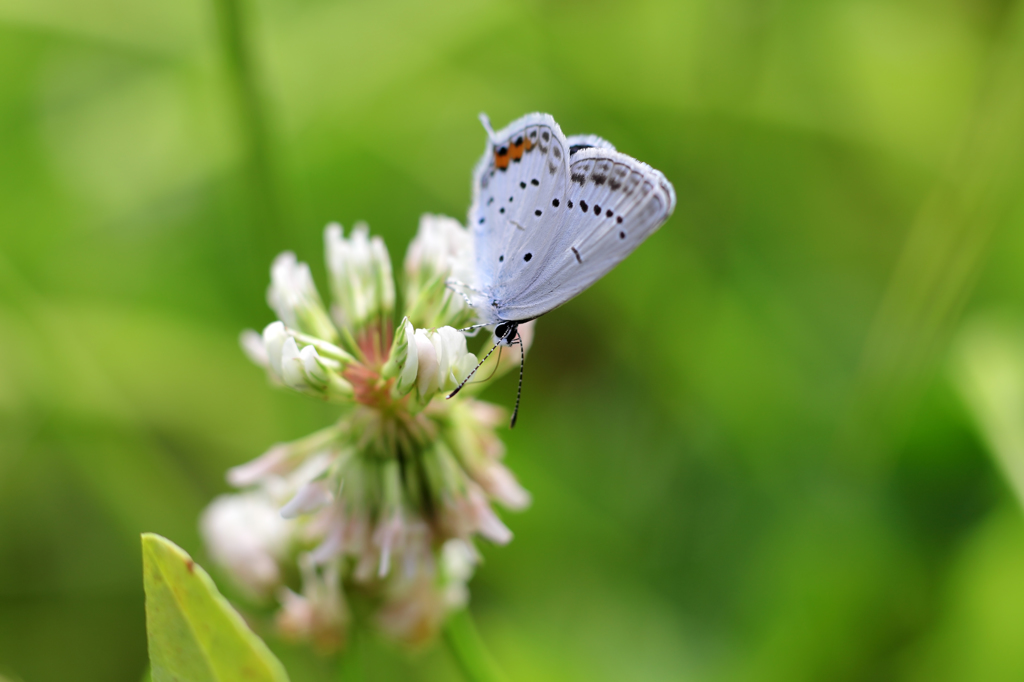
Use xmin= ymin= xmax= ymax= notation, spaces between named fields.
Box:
xmin=489 ymin=147 xmax=676 ymax=321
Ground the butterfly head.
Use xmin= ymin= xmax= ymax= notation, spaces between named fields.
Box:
xmin=494 ymin=321 xmax=519 ymax=346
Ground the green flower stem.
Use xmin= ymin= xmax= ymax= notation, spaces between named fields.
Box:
xmin=212 ymin=0 xmax=284 ymax=251
xmin=444 ymin=609 xmax=506 ymax=682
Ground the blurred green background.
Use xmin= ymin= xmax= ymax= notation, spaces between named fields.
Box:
xmin=5 ymin=0 xmax=1024 ymax=679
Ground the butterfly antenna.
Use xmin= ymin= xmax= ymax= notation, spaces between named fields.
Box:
xmin=510 ymin=333 xmax=525 ymax=429
xmin=447 ymin=339 xmax=501 ymax=399
xmin=478 ymin=113 xmax=497 ymax=144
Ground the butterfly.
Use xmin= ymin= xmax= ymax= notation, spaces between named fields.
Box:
xmin=447 ymin=112 xmax=677 ymax=426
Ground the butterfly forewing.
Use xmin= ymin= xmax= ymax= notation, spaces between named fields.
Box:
xmin=470 ymin=114 xmax=570 ymax=311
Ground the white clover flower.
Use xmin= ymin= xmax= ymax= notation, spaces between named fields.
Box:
xmin=404 ymin=214 xmax=475 ymax=329
xmin=208 ymin=218 xmax=531 ymax=649
xmin=200 ymin=491 xmax=293 ymax=601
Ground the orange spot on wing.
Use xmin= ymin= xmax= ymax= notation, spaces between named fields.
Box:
xmin=494 ymin=145 xmax=509 ymax=169
xmin=509 ymin=137 xmax=524 ymax=160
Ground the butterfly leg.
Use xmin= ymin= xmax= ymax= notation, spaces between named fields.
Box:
xmin=444 ymin=278 xmax=483 ymax=309
xmin=457 ymin=323 xmax=491 ymax=336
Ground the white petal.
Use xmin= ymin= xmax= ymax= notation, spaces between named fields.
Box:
xmin=262 ymin=321 xmax=287 ymax=378
xmin=280 ymin=336 xmax=307 ymax=389
xmin=414 ymin=329 xmax=439 ymax=396
xmin=396 ymin=319 xmax=419 ymax=394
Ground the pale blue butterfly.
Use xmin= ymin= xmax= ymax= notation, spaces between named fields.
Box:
xmin=448 ymin=113 xmax=677 ymax=426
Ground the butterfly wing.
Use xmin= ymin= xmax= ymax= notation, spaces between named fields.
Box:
xmin=468 ymin=113 xmax=571 ymax=322
xmin=487 ymin=146 xmax=676 ymax=322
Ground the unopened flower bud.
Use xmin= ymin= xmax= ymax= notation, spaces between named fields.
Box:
xmin=382 ymin=317 xmax=419 ymax=395
xmin=325 ymin=223 xmax=395 ymax=333
xmin=404 ymin=214 xmax=475 ymax=329
xmin=267 ymin=252 xmax=338 ymax=343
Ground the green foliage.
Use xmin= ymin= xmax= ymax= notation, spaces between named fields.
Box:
xmin=142 ymin=533 xmax=289 ymax=682
xmin=3 ymin=0 xmax=1024 ymax=680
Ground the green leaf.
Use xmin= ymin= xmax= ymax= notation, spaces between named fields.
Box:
xmin=142 ymin=533 xmax=290 ymax=682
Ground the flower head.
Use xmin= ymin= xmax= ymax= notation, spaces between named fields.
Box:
xmin=203 ymin=217 xmax=530 ymax=650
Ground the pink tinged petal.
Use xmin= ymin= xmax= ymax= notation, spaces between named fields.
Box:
xmin=518 ymin=319 xmax=537 ymax=353
xmin=280 ymin=480 xmax=333 ymax=519
xmin=239 ymin=329 xmax=269 ymax=369
xmin=469 ymin=488 xmax=512 ymax=544
xmin=374 ymin=514 xmax=405 ymax=578
xmin=227 ymin=444 xmax=292 ymax=487
xmin=309 ymin=516 xmax=345 ymax=565
xmin=467 ymin=400 xmax=506 ymax=429
xmin=480 ymin=462 xmax=532 ymax=510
